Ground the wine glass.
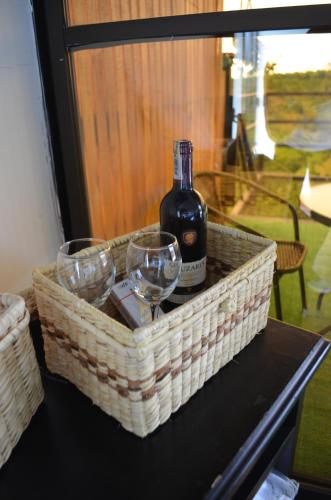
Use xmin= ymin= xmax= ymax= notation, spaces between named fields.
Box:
xmin=126 ymin=231 xmax=182 ymax=322
xmin=57 ymin=238 xmax=116 ymax=308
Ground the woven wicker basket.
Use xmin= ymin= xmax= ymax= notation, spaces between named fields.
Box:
xmin=0 ymin=294 xmax=44 ymax=468
xmin=33 ymin=222 xmax=276 ymax=437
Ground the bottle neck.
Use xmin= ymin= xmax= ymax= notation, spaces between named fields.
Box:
xmin=173 ymin=140 xmax=193 ymax=190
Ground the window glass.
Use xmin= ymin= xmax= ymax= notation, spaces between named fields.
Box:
xmin=65 ymin=0 xmax=223 ymax=26
xmin=70 ymin=31 xmax=331 ymax=334
xmin=65 ymin=0 xmax=331 ymax=26
xmin=223 ymin=0 xmax=331 ymax=11
xmin=71 ymin=38 xmax=226 ymax=238
xmin=69 ymin=28 xmax=331 ymax=481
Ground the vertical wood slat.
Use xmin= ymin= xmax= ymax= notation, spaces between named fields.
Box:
xmin=70 ymin=1 xmax=226 ymax=240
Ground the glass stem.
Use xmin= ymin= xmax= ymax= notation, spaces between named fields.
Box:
xmin=151 ymin=303 xmax=160 ymax=321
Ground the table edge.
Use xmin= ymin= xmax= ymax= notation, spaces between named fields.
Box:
xmin=205 ymin=336 xmax=330 ymax=500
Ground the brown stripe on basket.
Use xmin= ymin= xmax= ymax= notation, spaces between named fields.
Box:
xmin=107 ymin=368 xmax=117 ymax=381
xmin=78 ymin=355 xmax=88 ymax=369
xmin=155 ymin=361 xmax=171 ymax=382
xmin=208 ymin=338 xmax=217 ymax=349
xmin=249 ymin=286 xmax=271 ymax=312
xmin=142 ymin=386 xmax=156 ymax=401
xmin=128 ymin=379 xmax=142 ymax=390
xmin=201 ymin=336 xmax=209 ymax=347
xmin=117 ymin=386 xmax=129 ymax=398
xmin=171 ymin=366 xmax=182 ymax=378
xmin=216 ymin=326 xmax=225 ymax=337
xmin=182 ymin=347 xmax=192 ymax=361
xmin=70 ymin=339 xmax=80 ymax=351
xmin=41 ymin=317 xmax=64 ymax=338
xmin=97 ymin=371 xmax=108 ymax=383
xmin=40 ymin=284 xmax=271 ymax=399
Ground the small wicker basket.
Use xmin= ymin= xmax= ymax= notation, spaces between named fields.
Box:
xmin=33 ymin=222 xmax=276 ymax=437
xmin=0 ymin=294 xmax=44 ymax=468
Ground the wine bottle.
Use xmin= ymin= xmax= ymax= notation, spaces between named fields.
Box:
xmin=160 ymin=139 xmax=207 ymax=309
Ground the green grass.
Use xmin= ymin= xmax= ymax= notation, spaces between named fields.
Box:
xmin=252 ymin=68 xmax=331 ymax=481
xmin=238 ymin=215 xmax=331 ymax=481
xmin=238 ymin=216 xmax=331 ymax=329
xmin=294 ymin=354 xmax=331 ymax=482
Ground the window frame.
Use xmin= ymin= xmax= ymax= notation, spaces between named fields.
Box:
xmin=32 ymin=1 xmax=331 ymax=239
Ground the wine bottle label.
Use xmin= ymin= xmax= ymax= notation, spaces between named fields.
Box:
xmin=164 ymin=261 xmax=181 ymax=280
xmin=174 ymin=156 xmax=182 ymax=180
xmin=167 ymin=291 xmax=200 ymax=305
xmin=177 ymin=256 xmax=206 ymax=287
xmin=182 ymin=230 xmax=197 ymax=246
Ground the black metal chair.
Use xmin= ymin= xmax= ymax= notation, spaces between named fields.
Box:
xmin=194 ymin=170 xmax=308 ymax=321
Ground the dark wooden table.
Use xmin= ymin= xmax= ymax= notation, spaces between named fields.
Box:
xmin=0 ymin=319 xmax=329 ymax=500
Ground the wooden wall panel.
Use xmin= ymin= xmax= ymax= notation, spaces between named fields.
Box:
xmin=69 ymin=2 xmax=226 ymax=239
xmin=71 ymin=36 xmax=226 ymax=239
xmin=65 ymin=0 xmax=224 ymax=25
